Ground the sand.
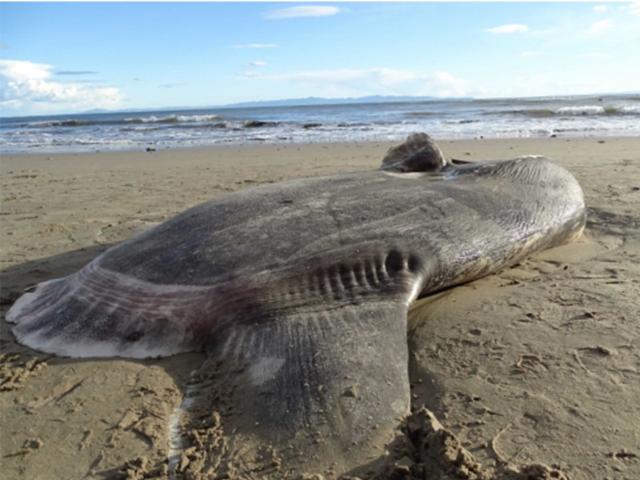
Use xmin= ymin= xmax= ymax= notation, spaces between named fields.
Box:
xmin=0 ymin=137 xmax=638 ymax=479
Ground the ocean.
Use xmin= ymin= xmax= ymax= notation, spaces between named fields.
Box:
xmin=2 ymin=94 xmax=639 ymax=154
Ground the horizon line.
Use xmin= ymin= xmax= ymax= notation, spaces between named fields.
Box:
xmin=2 ymin=91 xmax=638 ymax=119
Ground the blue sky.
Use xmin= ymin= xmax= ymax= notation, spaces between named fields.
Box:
xmin=1 ymin=2 xmax=639 ymax=116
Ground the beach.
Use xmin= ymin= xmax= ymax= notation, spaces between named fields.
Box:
xmin=1 ymin=137 xmax=639 ymax=479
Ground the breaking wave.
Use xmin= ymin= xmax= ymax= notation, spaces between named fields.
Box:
xmin=498 ymin=104 xmax=640 ymax=117
xmin=124 ymin=114 xmax=221 ymax=124
xmin=19 ymin=114 xmax=223 ymax=128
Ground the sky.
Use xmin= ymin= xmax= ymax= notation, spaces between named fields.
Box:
xmin=1 ymin=1 xmax=639 ymax=116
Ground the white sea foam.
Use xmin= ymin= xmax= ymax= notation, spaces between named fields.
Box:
xmin=124 ymin=114 xmax=220 ymax=124
xmin=177 ymin=114 xmax=221 ymax=122
xmin=620 ymin=105 xmax=640 ymax=114
xmin=556 ymin=105 xmax=606 ymax=115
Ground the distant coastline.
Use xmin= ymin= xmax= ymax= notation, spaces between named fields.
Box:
xmin=5 ymin=92 xmax=639 ymax=120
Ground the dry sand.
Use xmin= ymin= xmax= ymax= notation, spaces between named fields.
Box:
xmin=0 ymin=137 xmax=638 ymax=479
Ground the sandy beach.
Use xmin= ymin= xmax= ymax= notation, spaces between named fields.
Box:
xmin=1 ymin=137 xmax=639 ymax=479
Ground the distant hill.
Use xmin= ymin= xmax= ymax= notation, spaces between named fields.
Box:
xmin=69 ymin=95 xmax=469 ymax=116
xmin=222 ymin=95 xmax=468 ymax=108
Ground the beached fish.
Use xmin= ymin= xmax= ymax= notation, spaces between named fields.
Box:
xmin=6 ymin=134 xmax=586 ymax=476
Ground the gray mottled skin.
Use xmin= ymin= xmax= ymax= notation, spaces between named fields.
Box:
xmin=6 ymin=135 xmax=586 ymax=475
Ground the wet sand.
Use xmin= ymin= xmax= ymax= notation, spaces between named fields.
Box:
xmin=1 ymin=137 xmax=639 ymax=479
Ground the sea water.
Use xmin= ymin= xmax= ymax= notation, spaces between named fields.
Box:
xmin=1 ymin=94 xmax=639 ymax=154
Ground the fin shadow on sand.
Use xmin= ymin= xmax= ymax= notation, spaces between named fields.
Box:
xmin=0 ymin=244 xmax=114 ymax=307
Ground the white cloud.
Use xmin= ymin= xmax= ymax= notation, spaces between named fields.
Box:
xmin=0 ymin=59 xmax=122 ymax=113
xmin=589 ymin=18 xmax=613 ymax=34
xmin=593 ymin=5 xmax=608 ymax=13
xmin=264 ymin=6 xmax=340 ymax=20
xmin=249 ymin=60 xmax=267 ymax=68
xmin=628 ymin=1 xmax=640 ymax=15
xmin=233 ymin=43 xmax=278 ymax=49
xmin=521 ymin=51 xmax=542 ymax=58
xmin=486 ymin=24 xmax=529 ymax=34
xmin=477 ymin=69 xmax=639 ymax=98
xmin=239 ymin=67 xmax=468 ymax=98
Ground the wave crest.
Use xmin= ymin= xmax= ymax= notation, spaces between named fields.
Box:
xmin=124 ymin=114 xmax=221 ymax=124
xmin=498 ymin=104 xmax=640 ymax=118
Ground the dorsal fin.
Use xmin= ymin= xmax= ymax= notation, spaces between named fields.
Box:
xmin=380 ymin=133 xmax=448 ymax=173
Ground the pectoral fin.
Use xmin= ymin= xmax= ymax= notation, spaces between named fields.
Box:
xmin=171 ymin=300 xmax=411 ymax=478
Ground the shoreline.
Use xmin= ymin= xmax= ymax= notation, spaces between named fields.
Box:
xmin=2 ymin=134 xmax=639 ymax=162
